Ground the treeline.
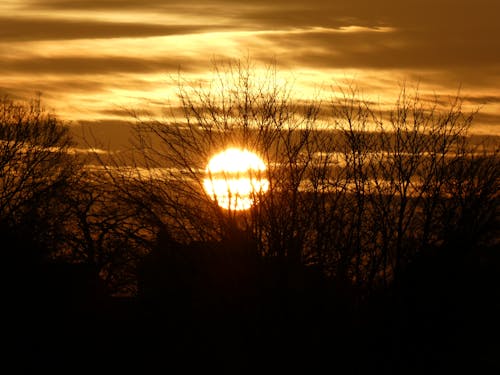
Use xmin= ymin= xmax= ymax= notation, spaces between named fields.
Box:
xmin=2 ymin=62 xmax=499 ymax=372
xmin=1 ymin=65 xmax=498 ymax=297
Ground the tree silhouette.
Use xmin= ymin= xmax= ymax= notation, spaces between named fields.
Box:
xmin=95 ymin=60 xmax=497 ymax=371
xmin=122 ymin=59 xmax=498 ymax=293
xmin=3 ymin=61 xmax=497 ymax=373
xmin=0 ymin=95 xmax=77 ymax=258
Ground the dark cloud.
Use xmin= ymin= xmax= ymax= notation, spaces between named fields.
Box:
xmin=14 ymin=1 xmax=500 ymax=73
xmin=474 ymin=112 xmax=500 ymax=126
xmin=5 ymin=0 xmax=497 ymax=135
xmin=29 ymin=0 xmax=183 ymax=10
xmin=252 ymin=27 xmax=499 ymax=71
xmin=29 ymin=0 xmax=499 ymax=30
xmin=0 ymin=16 xmax=235 ymax=42
xmin=0 ymin=80 xmax=109 ymax=100
xmin=465 ymin=95 xmax=500 ymax=105
xmin=0 ymin=56 xmax=198 ymax=75
xmin=70 ymin=119 xmax=136 ymax=149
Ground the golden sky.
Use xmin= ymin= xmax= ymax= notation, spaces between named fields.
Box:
xmin=1 ymin=0 xmax=499 ymax=135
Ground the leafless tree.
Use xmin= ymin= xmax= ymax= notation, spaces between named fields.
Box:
xmin=0 ymin=95 xmax=76 ymax=252
xmin=55 ymin=168 xmax=154 ymax=295
xmin=327 ymin=86 xmax=498 ymax=288
xmin=127 ymin=59 xmax=320 ymax=251
xmin=115 ymin=59 xmax=498 ymax=294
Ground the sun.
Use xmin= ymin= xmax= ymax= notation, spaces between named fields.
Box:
xmin=203 ymin=148 xmax=269 ymax=211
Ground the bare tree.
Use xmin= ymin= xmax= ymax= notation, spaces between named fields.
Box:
xmin=0 ymin=95 xmax=77 ymax=254
xmin=127 ymin=58 xmax=320 ymax=252
xmin=326 ymin=87 xmax=498 ymax=288
xmin=113 ymin=59 xmax=498 ymax=295
xmin=54 ymin=168 xmax=153 ymax=295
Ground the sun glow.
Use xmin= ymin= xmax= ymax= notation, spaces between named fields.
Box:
xmin=203 ymin=148 xmax=269 ymax=211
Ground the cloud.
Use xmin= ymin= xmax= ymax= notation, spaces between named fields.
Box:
xmin=28 ymin=1 xmax=497 ymax=31
xmin=0 ymin=80 xmax=110 ymax=103
xmin=465 ymin=95 xmax=500 ymax=106
xmin=254 ymin=28 xmax=500 ymax=71
xmin=26 ymin=0 xmax=500 ymax=38
xmin=0 ymin=56 xmax=197 ymax=75
xmin=0 ymin=16 xmax=235 ymax=42
xmin=12 ymin=1 xmax=499 ymax=74
xmin=2 ymin=0 xmax=496 ymax=136
xmin=474 ymin=112 xmax=500 ymax=126
xmin=29 ymin=0 xmax=184 ymax=10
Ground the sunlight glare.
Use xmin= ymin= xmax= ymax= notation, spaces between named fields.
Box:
xmin=203 ymin=148 xmax=269 ymax=211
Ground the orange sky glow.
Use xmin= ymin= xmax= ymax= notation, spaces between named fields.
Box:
xmin=1 ymin=0 xmax=499 ymax=136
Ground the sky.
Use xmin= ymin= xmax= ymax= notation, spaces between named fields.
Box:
xmin=1 ymin=0 xmax=500 ymax=136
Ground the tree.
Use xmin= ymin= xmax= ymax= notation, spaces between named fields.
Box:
xmin=117 ymin=59 xmax=498 ymax=294
xmin=0 ymin=95 xmax=77 ymax=256
xmin=60 ymin=169 xmax=154 ymax=295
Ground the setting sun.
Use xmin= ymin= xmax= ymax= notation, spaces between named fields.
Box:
xmin=203 ymin=148 xmax=269 ymax=211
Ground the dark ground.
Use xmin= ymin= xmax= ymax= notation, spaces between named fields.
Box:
xmin=5 ymin=234 xmax=497 ymax=374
